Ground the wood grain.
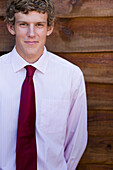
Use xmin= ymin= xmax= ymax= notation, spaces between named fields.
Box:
xmin=77 ymin=164 xmax=113 ymax=170
xmin=80 ymin=136 xmax=113 ymax=164
xmin=0 ymin=20 xmax=15 ymax=51
xmin=86 ymin=83 xmax=113 ymax=110
xmin=58 ymin=52 xmax=113 ymax=84
xmin=88 ymin=110 xmax=113 ymax=136
xmin=0 ymin=0 xmax=7 ymax=16
xmin=53 ymin=0 xmax=113 ymax=17
xmin=46 ymin=17 xmax=113 ymax=52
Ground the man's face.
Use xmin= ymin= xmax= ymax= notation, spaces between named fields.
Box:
xmin=7 ymin=11 xmax=53 ymax=63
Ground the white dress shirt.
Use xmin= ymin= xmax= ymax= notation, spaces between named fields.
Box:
xmin=0 ymin=47 xmax=87 ymax=170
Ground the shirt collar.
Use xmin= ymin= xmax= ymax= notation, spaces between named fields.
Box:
xmin=11 ymin=46 xmax=49 ymax=74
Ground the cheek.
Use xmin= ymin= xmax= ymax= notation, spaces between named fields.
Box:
xmin=40 ymin=32 xmax=48 ymax=41
xmin=36 ymin=28 xmax=48 ymax=37
xmin=15 ymin=28 xmax=27 ymax=39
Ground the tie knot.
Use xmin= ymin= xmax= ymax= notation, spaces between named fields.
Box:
xmin=25 ymin=65 xmax=36 ymax=77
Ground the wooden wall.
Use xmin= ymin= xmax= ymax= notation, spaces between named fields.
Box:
xmin=0 ymin=0 xmax=113 ymax=169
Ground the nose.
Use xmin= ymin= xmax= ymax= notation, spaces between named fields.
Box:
xmin=27 ymin=25 xmax=36 ymax=37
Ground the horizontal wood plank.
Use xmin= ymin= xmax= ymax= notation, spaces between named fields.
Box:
xmin=58 ymin=52 xmax=113 ymax=84
xmin=77 ymin=164 xmax=113 ymax=170
xmin=47 ymin=17 xmax=113 ymax=52
xmin=86 ymin=83 xmax=113 ymax=110
xmin=1 ymin=18 xmax=113 ymax=52
xmin=53 ymin=0 xmax=113 ymax=17
xmin=79 ymin=136 xmax=113 ymax=164
xmin=88 ymin=110 xmax=113 ymax=136
xmin=1 ymin=0 xmax=113 ymax=17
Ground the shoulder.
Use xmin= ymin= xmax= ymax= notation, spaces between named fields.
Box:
xmin=0 ymin=52 xmax=11 ymax=64
xmin=0 ymin=52 xmax=12 ymax=74
xmin=47 ymin=51 xmax=83 ymax=76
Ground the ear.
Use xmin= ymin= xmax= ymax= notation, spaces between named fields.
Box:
xmin=7 ymin=24 xmax=16 ymax=35
xmin=47 ymin=26 xmax=54 ymax=36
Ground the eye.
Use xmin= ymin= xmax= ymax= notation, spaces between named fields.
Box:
xmin=19 ymin=23 xmax=28 ymax=27
xmin=36 ymin=23 xmax=44 ymax=28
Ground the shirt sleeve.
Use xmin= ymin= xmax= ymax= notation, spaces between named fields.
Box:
xmin=64 ymin=69 xmax=88 ymax=170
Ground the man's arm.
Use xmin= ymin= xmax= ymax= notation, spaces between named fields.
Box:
xmin=64 ymin=70 xmax=87 ymax=170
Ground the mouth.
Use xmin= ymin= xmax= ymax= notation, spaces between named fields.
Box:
xmin=24 ymin=41 xmax=39 ymax=45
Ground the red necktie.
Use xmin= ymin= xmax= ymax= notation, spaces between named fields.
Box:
xmin=16 ymin=65 xmax=37 ymax=170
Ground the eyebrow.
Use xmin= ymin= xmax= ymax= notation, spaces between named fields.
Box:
xmin=16 ymin=21 xmax=47 ymax=24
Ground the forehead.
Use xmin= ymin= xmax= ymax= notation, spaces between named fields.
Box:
xmin=15 ymin=11 xmax=48 ymax=23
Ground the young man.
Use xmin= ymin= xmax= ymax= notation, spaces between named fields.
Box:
xmin=0 ymin=0 xmax=87 ymax=170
